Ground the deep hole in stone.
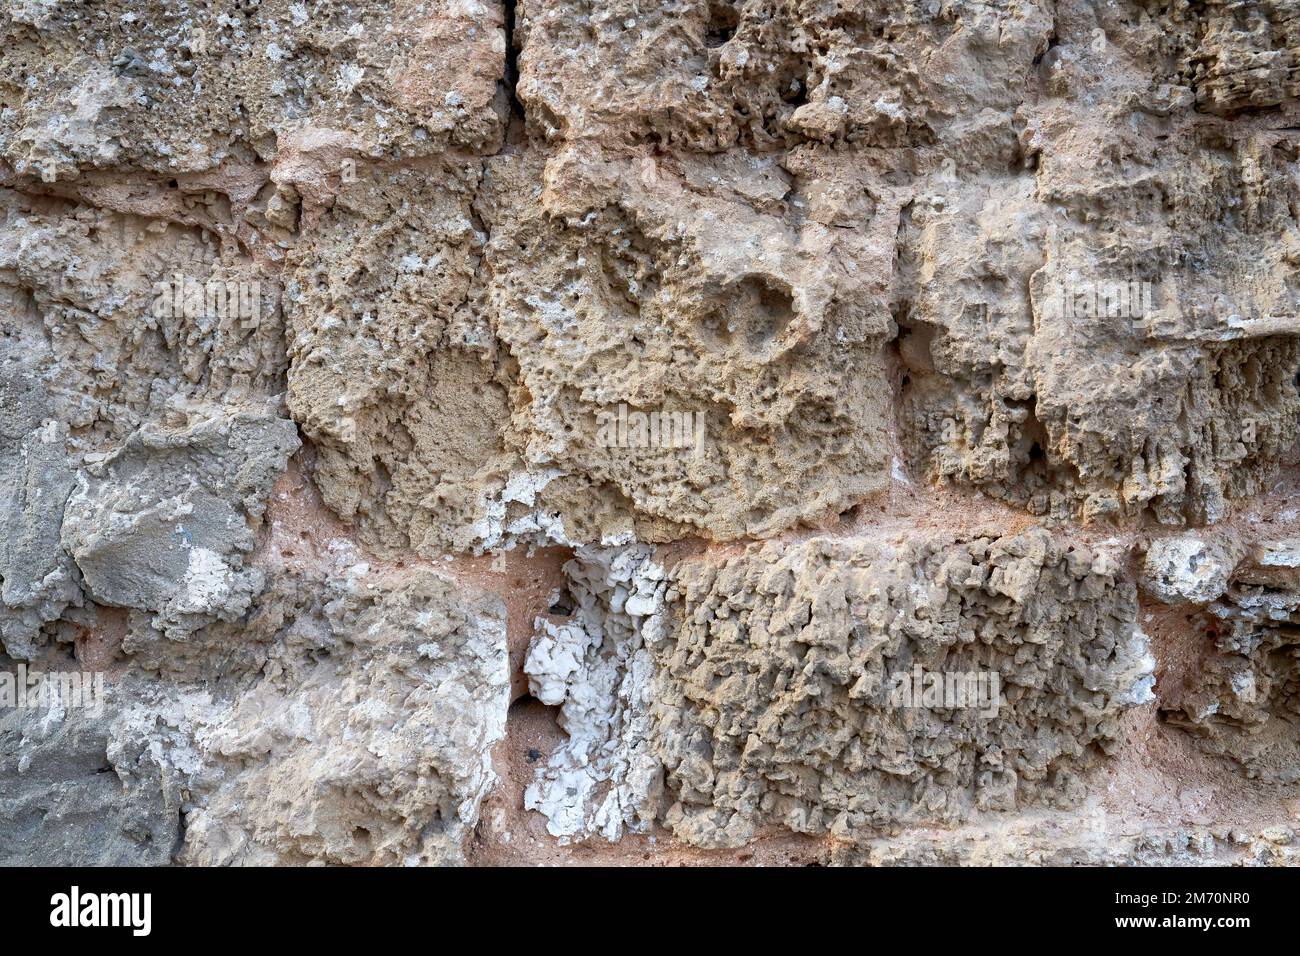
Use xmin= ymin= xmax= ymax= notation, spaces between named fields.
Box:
xmin=705 ymin=1 xmax=739 ymax=48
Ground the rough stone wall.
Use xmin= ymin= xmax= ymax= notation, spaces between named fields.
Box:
xmin=1 ymin=0 xmax=1299 ymax=867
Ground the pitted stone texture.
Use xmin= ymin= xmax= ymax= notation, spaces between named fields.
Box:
xmin=0 ymin=0 xmax=506 ymax=178
xmin=516 ymin=0 xmax=1051 ymax=151
xmin=2 ymin=0 xmax=1300 ymax=871
xmin=899 ymin=144 xmax=1300 ymax=525
xmin=526 ymin=531 xmax=1155 ymax=848
xmin=895 ymin=3 xmax=1300 ymax=527
xmin=651 ymin=529 xmax=1153 ymax=847
xmin=1140 ymin=534 xmax=1238 ymax=605
xmin=1191 ymin=0 xmax=1300 ymax=115
xmin=0 ymin=190 xmax=297 ymax=655
xmin=284 ymin=160 xmax=517 ymax=555
xmin=473 ymin=143 xmax=894 ymax=546
xmin=2 ymin=222 xmax=298 ymax=656
xmin=288 ymin=140 xmax=898 ymax=553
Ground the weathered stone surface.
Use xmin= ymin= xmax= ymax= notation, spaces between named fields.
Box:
xmin=0 ymin=182 xmax=298 ymax=659
xmin=1191 ymin=0 xmax=1300 ymax=116
xmin=524 ymin=530 xmax=1156 ymax=847
xmin=0 ymin=0 xmax=506 ymax=178
xmin=63 ymin=410 xmax=299 ymax=641
xmin=167 ymin=565 xmax=510 ymax=866
xmin=1162 ymin=536 xmax=1300 ymax=783
xmin=0 ymin=189 xmax=289 ymax=449
xmin=516 ymin=0 xmax=1051 ymax=150
xmin=0 ymin=351 xmax=81 ymax=659
xmin=652 ymin=530 xmax=1154 ymax=846
xmin=898 ymin=138 xmax=1300 ymax=525
xmin=1140 ymin=533 xmax=1238 ymax=605
xmin=284 ymin=160 xmax=516 ymax=555
xmin=827 ymin=813 xmax=1300 ymax=866
xmin=0 ymin=663 xmax=181 ymax=866
xmin=1 ymin=563 xmax=511 ymax=866
xmin=2 ymin=0 xmax=1299 ymax=868
xmin=473 ymin=143 xmax=894 ymax=546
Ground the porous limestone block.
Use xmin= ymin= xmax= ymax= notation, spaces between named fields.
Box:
xmin=525 ymin=530 xmax=1155 ymax=848
xmin=0 ymin=0 xmax=507 ymax=177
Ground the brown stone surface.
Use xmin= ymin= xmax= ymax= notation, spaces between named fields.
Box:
xmin=2 ymin=0 xmax=1299 ymax=867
